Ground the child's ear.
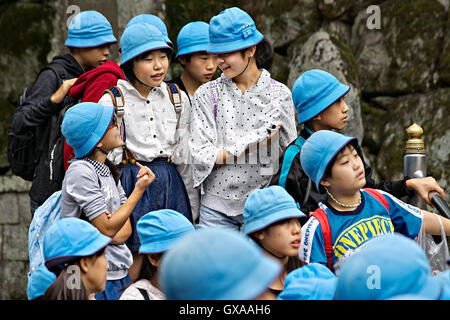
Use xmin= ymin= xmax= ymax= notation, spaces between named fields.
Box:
xmin=178 ymin=56 xmax=187 ymax=67
xmin=320 ymin=178 xmax=331 ymax=188
xmin=311 ymin=114 xmax=322 ymax=121
xmin=79 ymin=257 xmax=89 ymax=273
xmin=147 ymin=254 xmax=161 ymax=268
xmin=97 ymin=141 xmax=103 ymax=148
xmin=253 ymin=230 xmax=265 ymax=241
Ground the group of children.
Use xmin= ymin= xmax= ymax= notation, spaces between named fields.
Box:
xmin=22 ymin=7 xmax=450 ymax=301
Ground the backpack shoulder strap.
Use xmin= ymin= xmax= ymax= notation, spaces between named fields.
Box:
xmin=310 ymin=208 xmax=333 ymax=270
xmin=278 ymin=136 xmax=306 ymax=189
xmin=166 ymin=82 xmax=182 ymax=127
xmin=137 ymin=288 xmax=151 ymax=300
xmin=362 ymin=188 xmax=389 ymax=213
xmin=46 ymin=63 xmax=68 ymax=84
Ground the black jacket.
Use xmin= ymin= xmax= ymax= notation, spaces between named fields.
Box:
xmin=13 ymin=54 xmax=84 ymax=205
xmin=269 ymin=126 xmax=411 ymax=215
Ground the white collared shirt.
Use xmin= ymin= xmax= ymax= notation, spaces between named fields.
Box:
xmin=98 ymin=79 xmax=189 ymax=164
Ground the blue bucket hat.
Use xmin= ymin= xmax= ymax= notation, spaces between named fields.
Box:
xmin=243 ymin=186 xmax=306 ymax=235
xmin=120 ymin=22 xmax=172 ymax=66
xmin=293 ymin=69 xmax=350 ymax=124
xmin=125 ymin=14 xmax=173 ymax=46
xmin=334 ymin=234 xmax=446 ymax=300
xmin=278 ymin=263 xmax=337 ymax=300
xmin=65 ymin=11 xmax=117 ymax=48
xmin=43 ymin=218 xmax=111 ymax=270
xmin=207 ymin=7 xmax=264 ymax=54
xmin=300 ymin=130 xmax=357 ymax=190
xmin=27 ymin=265 xmax=56 ymax=300
xmin=62 ymin=102 xmax=114 ymax=159
xmin=176 ymin=21 xmax=210 ymax=58
xmin=160 ymin=228 xmax=281 ymax=300
xmin=137 ymin=209 xmax=195 ymax=254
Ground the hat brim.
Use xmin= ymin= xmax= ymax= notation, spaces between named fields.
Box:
xmin=73 ymin=105 xmax=114 ymax=158
xmin=415 ymin=276 xmax=444 ymax=300
xmin=243 ymin=207 xmax=306 ymax=235
xmin=298 ymin=83 xmax=350 ymax=124
xmin=207 ymin=32 xmax=264 ymax=54
xmin=176 ymin=43 xmax=209 ymax=58
xmin=120 ymin=41 xmax=173 ymax=66
xmin=64 ymin=34 xmax=117 ymax=48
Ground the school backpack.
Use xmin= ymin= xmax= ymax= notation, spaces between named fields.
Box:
xmin=311 ymin=188 xmax=389 ymax=270
xmin=102 ymin=82 xmax=183 ymax=164
xmin=27 ymin=190 xmax=62 ymax=279
xmin=7 ymin=63 xmax=68 ymax=181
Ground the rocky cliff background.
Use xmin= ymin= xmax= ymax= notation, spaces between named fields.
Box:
xmin=0 ymin=0 xmax=448 ymax=299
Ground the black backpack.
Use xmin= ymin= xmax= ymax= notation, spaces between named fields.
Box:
xmin=7 ymin=63 xmax=68 ymax=181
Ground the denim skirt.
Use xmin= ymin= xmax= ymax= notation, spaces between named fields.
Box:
xmin=120 ymin=158 xmax=192 ymax=252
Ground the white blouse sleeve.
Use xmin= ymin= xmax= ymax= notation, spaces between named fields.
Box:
xmin=188 ymin=84 xmax=221 ymax=187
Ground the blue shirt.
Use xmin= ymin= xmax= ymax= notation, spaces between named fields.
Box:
xmin=299 ymin=189 xmax=423 ymax=272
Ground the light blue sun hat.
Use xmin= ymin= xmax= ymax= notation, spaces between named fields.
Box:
xmin=120 ymin=22 xmax=172 ymax=66
xmin=65 ymin=10 xmax=117 ymax=48
xmin=207 ymin=7 xmax=264 ymax=54
xmin=160 ymin=228 xmax=281 ymax=300
xmin=125 ymin=14 xmax=173 ymax=46
xmin=175 ymin=21 xmax=210 ymax=58
xmin=278 ymin=263 xmax=337 ymax=300
xmin=243 ymin=186 xmax=306 ymax=235
xmin=137 ymin=209 xmax=195 ymax=254
xmin=43 ymin=218 xmax=111 ymax=270
xmin=62 ymin=102 xmax=114 ymax=159
xmin=293 ymin=69 xmax=350 ymax=124
xmin=27 ymin=265 xmax=56 ymax=300
xmin=300 ymin=130 xmax=357 ymax=190
xmin=335 ymin=234 xmax=447 ymax=300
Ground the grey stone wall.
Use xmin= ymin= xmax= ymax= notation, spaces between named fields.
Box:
xmin=0 ymin=175 xmax=31 ymax=300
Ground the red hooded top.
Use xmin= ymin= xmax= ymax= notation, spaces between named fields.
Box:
xmin=64 ymin=61 xmax=125 ymax=170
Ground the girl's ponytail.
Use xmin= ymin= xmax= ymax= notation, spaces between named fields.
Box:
xmin=254 ymin=38 xmax=274 ymax=71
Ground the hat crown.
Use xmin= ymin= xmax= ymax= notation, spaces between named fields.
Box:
xmin=125 ymin=14 xmax=169 ymax=37
xmin=43 ymin=218 xmax=110 ymax=264
xmin=137 ymin=210 xmax=194 ymax=249
xmin=177 ymin=21 xmax=209 ymax=50
xmin=161 ymin=228 xmax=281 ymax=299
xmin=61 ymin=102 xmax=114 ymax=158
xmin=121 ymin=23 xmax=165 ymax=52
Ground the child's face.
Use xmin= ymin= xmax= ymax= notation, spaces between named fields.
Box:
xmin=180 ymin=52 xmax=217 ymax=84
xmin=133 ymin=50 xmax=169 ymax=87
xmin=77 ymin=44 xmax=111 ymax=69
xmin=214 ymin=47 xmax=255 ymax=79
xmin=100 ymin=120 xmax=124 ymax=151
xmin=82 ymin=251 xmax=109 ymax=294
xmin=316 ymin=97 xmax=349 ymax=131
xmin=321 ymin=145 xmax=366 ymax=194
xmin=255 ymin=218 xmax=302 ymax=258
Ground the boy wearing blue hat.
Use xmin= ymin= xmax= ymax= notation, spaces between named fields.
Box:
xmin=299 ymin=130 xmax=450 ymax=273
xmin=10 ymin=11 xmax=118 ymax=215
xmin=189 ymin=7 xmax=297 ymax=230
xmin=243 ymin=186 xmax=307 ymax=296
xmin=39 ymin=218 xmax=111 ymax=300
xmin=119 ymin=209 xmax=194 ymax=300
xmin=61 ymin=102 xmax=155 ymax=300
xmin=270 ymin=69 xmax=445 ymax=215
xmin=160 ymin=228 xmax=282 ymax=300
xmin=335 ymin=234 xmax=450 ymax=300
xmin=98 ymin=22 xmax=192 ymax=281
xmin=168 ymin=21 xmax=218 ymax=224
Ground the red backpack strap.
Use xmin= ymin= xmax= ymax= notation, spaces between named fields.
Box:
xmin=363 ymin=188 xmax=389 ymax=213
xmin=310 ymin=208 xmax=333 ymax=270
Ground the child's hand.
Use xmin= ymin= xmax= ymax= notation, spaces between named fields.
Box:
xmin=406 ymin=177 xmax=445 ymax=207
xmin=50 ymin=78 xmax=78 ymax=104
xmin=134 ymin=162 xmax=156 ymax=191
